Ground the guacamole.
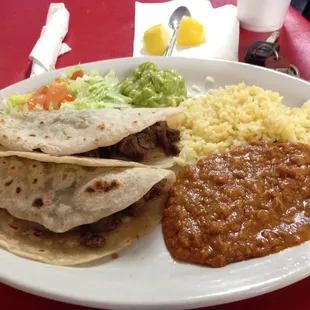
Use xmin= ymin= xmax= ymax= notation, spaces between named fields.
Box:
xmin=120 ymin=62 xmax=187 ymax=107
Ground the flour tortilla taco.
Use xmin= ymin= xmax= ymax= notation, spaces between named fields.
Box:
xmin=0 ymin=107 xmax=182 ymax=167
xmin=0 ymin=150 xmax=175 ymax=265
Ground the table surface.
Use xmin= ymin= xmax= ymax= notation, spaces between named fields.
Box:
xmin=1 ymin=1 xmax=310 ymax=309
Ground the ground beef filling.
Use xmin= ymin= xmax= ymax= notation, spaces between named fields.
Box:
xmin=79 ymin=179 xmax=167 ymax=248
xmin=163 ymin=142 xmax=310 ymax=267
xmin=80 ymin=121 xmax=180 ymax=161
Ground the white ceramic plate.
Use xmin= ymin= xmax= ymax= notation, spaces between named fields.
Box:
xmin=1 ymin=57 xmax=310 ymax=310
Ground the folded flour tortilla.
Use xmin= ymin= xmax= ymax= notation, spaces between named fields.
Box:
xmin=0 ymin=150 xmax=175 ymax=265
xmin=0 ymin=108 xmax=181 ymax=167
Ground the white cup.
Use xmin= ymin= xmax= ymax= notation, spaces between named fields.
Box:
xmin=237 ymin=0 xmax=291 ymax=32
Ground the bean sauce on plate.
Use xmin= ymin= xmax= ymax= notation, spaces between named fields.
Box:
xmin=163 ymin=142 xmax=310 ymax=267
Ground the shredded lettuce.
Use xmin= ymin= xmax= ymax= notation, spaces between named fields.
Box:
xmin=2 ymin=67 xmax=133 ymax=114
xmin=48 ymin=102 xmax=54 ymax=111
xmin=60 ymin=68 xmax=132 ymax=110
xmin=9 ymin=93 xmax=32 ymax=105
xmin=2 ymin=93 xmax=32 ymax=113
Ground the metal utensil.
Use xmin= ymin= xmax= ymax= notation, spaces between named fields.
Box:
xmin=164 ymin=6 xmax=191 ymax=56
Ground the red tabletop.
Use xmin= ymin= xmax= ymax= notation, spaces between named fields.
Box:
xmin=1 ymin=1 xmax=310 ymax=309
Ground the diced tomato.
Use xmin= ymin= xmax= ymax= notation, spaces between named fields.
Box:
xmin=43 ymin=100 xmax=50 ymax=111
xmin=71 ymin=70 xmax=84 ymax=80
xmin=64 ymin=94 xmax=75 ymax=102
xmin=27 ymin=101 xmax=36 ymax=111
xmin=35 ymin=86 xmax=48 ymax=95
xmin=22 ymin=77 xmax=76 ymax=111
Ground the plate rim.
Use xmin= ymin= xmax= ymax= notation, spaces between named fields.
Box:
xmin=1 ymin=56 xmax=309 ymax=94
xmin=0 ymin=257 xmax=309 ymax=310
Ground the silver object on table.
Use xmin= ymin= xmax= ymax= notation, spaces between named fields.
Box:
xmin=274 ymin=65 xmax=300 ymax=77
xmin=265 ymin=31 xmax=280 ymax=43
xmin=164 ymin=6 xmax=191 ymax=56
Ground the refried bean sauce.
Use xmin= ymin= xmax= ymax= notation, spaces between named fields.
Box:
xmin=163 ymin=142 xmax=310 ymax=267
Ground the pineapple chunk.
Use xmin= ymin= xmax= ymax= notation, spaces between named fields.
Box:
xmin=143 ymin=24 xmax=171 ymax=55
xmin=176 ymin=16 xmax=205 ymax=46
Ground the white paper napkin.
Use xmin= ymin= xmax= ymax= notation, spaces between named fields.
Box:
xmin=134 ymin=0 xmax=239 ymax=61
xmin=30 ymin=3 xmax=71 ymax=76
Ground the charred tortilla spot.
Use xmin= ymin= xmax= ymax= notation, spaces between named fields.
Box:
xmin=83 ymin=138 xmax=86 ymax=141
xmin=29 ymin=134 xmax=36 ymax=137
xmin=16 ymin=187 xmax=21 ymax=194
xmin=66 ymin=136 xmax=71 ymax=140
xmin=32 ymin=198 xmax=44 ymax=207
xmin=33 ymin=178 xmax=38 ymax=184
xmin=96 ymin=123 xmax=105 ymax=130
xmin=10 ymin=166 xmax=15 ymax=170
xmin=133 ymin=121 xmax=138 ymax=124
xmin=39 ymin=249 xmax=45 ymax=252
xmin=2 ymin=135 xmax=7 ymax=139
xmin=45 ymin=135 xmax=49 ymax=139
xmin=40 ymin=121 xmax=45 ymax=125
xmin=8 ymin=224 xmax=18 ymax=230
xmin=96 ymin=179 xmax=121 ymax=192
xmin=85 ymin=179 xmax=121 ymax=194
xmin=85 ymin=187 xmax=95 ymax=193
xmin=4 ymin=179 xmax=13 ymax=186
xmin=32 ymin=164 xmax=37 ymax=168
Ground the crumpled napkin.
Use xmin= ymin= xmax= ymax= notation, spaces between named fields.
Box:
xmin=30 ymin=3 xmax=71 ymax=76
xmin=134 ymin=0 xmax=239 ymax=61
